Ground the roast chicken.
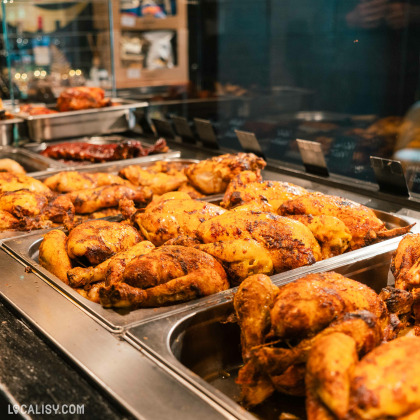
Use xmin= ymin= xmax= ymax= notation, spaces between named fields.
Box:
xmin=196 ymin=210 xmax=322 ymax=274
xmin=0 ymin=172 xmax=52 ymax=196
xmin=306 ymin=334 xmax=420 ymax=419
xmin=43 ymin=171 xmax=132 ymax=193
xmin=0 ymin=158 xmax=26 ymax=175
xmin=132 ymin=192 xmax=226 ymax=246
xmin=39 ymin=223 xmax=229 ymax=307
xmin=233 ymin=272 xmax=394 ymax=408
xmin=279 ymin=192 xmax=413 ymax=250
xmin=56 ymin=86 xmax=111 ymax=112
xmin=118 ymin=165 xmax=187 ymax=195
xmin=221 ymin=171 xmax=307 ymax=211
xmin=98 ymin=245 xmax=229 ymax=308
xmin=390 ymin=233 xmax=420 ymax=335
xmin=185 ymin=153 xmax=266 ymax=194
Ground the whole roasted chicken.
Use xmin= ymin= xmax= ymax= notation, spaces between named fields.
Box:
xmin=56 ymin=86 xmax=111 ymax=112
xmin=233 ymin=272 xmax=395 ymax=408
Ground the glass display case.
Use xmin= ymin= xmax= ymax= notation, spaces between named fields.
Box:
xmin=0 ymin=0 xmax=114 ymax=102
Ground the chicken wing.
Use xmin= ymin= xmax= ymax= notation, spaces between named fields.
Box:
xmin=185 ymin=153 xmax=266 ymax=195
xmin=279 ymin=192 xmax=413 ymax=250
xmin=66 ymin=220 xmax=141 ymax=265
xmin=65 ymin=184 xmax=152 ymax=214
xmin=98 ymin=246 xmax=229 ymax=308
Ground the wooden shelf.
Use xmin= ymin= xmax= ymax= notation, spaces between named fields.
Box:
xmin=113 ymin=1 xmax=189 ymax=90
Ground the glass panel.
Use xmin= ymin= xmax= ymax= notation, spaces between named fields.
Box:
xmin=1 ymin=0 xmax=113 ymax=102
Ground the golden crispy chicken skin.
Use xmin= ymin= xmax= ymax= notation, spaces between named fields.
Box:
xmin=222 ymin=177 xmax=307 ymax=210
xmin=65 ymin=184 xmax=152 ymax=214
xmin=66 ymin=220 xmax=141 ymax=265
xmin=67 ymin=241 xmax=155 ymax=288
xmin=0 ymin=189 xmax=48 ymax=217
xmin=119 ymin=165 xmax=187 ymax=195
xmin=0 ymin=158 xmax=26 ymax=175
xmin=233 ymin=273 xmax=389 ymax=408
xmin=391 ymin=233 xmax=420 ymax=287
xmin=197 ymin=211 xmax=321 ymax=273
xmin=0 ymin=210 xmax=20 ymax=230
xmin=234 ymin=274 xmax=279 ymax=361
xmin=99 ymin=245 xmax=229 ymax=308
xmin=288 ymin=214 xmax=352 ymax=259
xmin=43 ymin=171 xmax=129 ymax=193
xmin=56 ymin=86 xmax=110 ymax=112
xmin=39 ymin=230 xmax=73 ymax=283
xmin=135 ymin=194 xmax=226 ymax=246
xmin=270 ymin=272 xmax=389 ymax=340
xmin=306 ymin=335 xmax=420 ymax=420
xmin=279 ymin=192 xmax=413 ymax=250
xmin=0 ymin=172 xmax=53 ymax=196
xmin=196 ymin=239 xmax=274 ymax=284
xmin=185 ymin=153 xmax=266 ymax=195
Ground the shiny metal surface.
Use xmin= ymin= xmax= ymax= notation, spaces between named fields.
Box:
xmin=0 ymin=249 xmax=235 ymax=420
xmin=124 ymin=245 xmax=400 ymax=420
xmin=0 ymin=145 xmax=65 ymax=172
xmin=2 ymin=212 xmax=416 ymax=333
xmin=22 ymin=100 xmax=148 ymax=142
xmin=0 ymin=118 xmax=23 ymax=145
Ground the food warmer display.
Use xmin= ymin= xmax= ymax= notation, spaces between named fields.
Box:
xmin=1 ymin=141 xmax=420 ymax=419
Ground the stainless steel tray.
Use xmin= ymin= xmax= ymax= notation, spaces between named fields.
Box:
xmin=0 ymin=154 xmax=184 ymax=242
xmin=24 ymin=137 xmax=180 ymax=168
xmin=0 ymin=118 xmax=24 ymax=146
xmin=1 ymin=211 xmax=416 ymax=334
xmin=0 ymin=145 xmax=66 ymax=173
xmin=20 ymin=99 xmax=148 ymax=142
xmin=123 ymin=245 xmax=402 ymax=420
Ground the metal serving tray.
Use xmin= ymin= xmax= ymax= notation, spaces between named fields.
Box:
xmin=1 ymin=211 xmax=416 ymax=334
xmin=123 ymin=244 xmax=403 ymax=420
xmin=24 ymin=137 xmax=180 ymax=168
xmin=0 ymin=155 xmax=185 ymax=242
xmin=20 ymin=99 xmax=148 ymax=142
xmin=0 ymin=145 xmax=65 ymax=173
xmin=0 ymin=118 xmax=24 ymax=146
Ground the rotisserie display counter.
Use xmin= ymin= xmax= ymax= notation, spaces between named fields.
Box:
xmin=1 ymin=143 xmax=420 ymax=420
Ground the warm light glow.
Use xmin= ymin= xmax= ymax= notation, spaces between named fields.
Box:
xmin=14 ymin=73 xmax=21 ymax=79
xmin=69 ymin=70 xmax=76 ymax=77
xmin=40 ymin=70 xmax=47 ymax=77
xmin=21 ymin=73 xmax=27 ymax=80
xmin=34 ymin=70 xmax=41 ymax=77
xmin=75 ymin=69 xmax=82 ymax=76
